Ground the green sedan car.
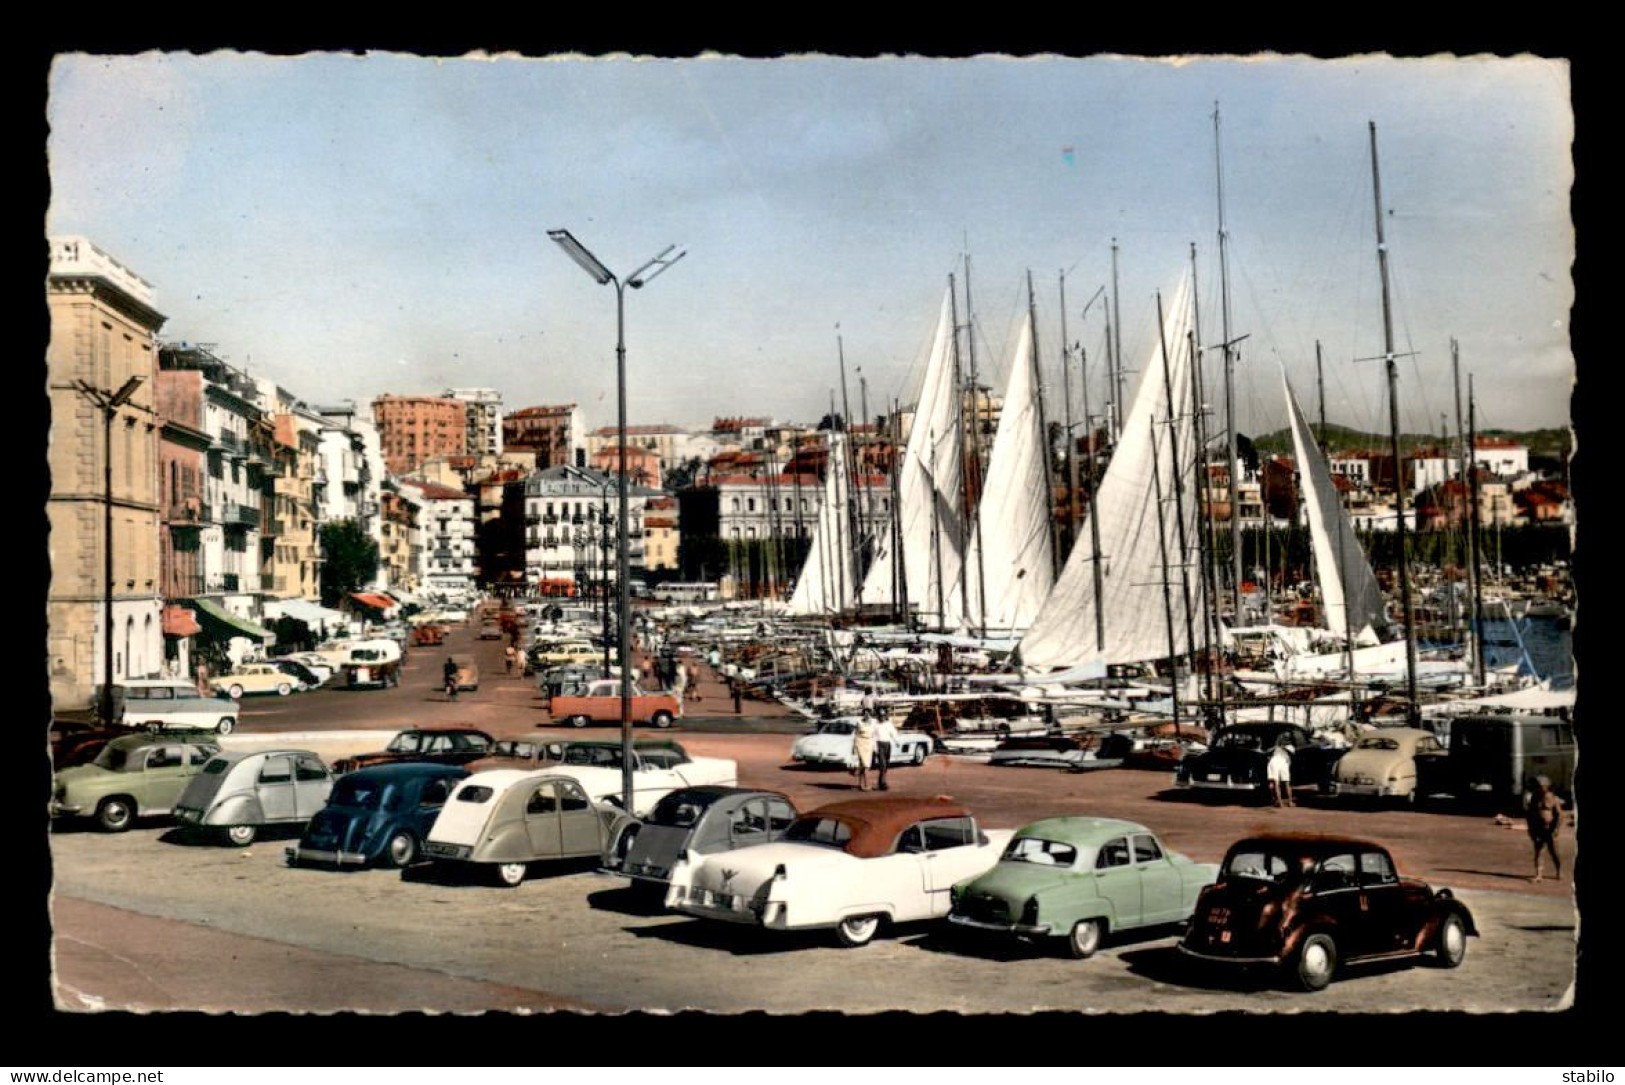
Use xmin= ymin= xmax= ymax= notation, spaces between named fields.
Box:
xmin=948 ymin=816 xmax=1219 ymax=959
xmin=51 ymin=733 xmax=222 ymax=832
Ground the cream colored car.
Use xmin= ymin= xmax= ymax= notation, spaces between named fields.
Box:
xmin=1331 ymin=728 xmax=1446 ymax=802
xmin=209 ymin=662 xmax=297 ymax=699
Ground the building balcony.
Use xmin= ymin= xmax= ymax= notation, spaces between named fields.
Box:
xmin=215 ymin=431 xmax=243 ymax=456
xmin=225 ymin=503 xmax=260 ymax=527
xmin=166 ymin=499 xmax=209 ymax=525
xmin=204 ymin=573 xmax=241 ymax=594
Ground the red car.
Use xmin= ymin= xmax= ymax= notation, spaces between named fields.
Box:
xmin=1179 ymin=833 xmax=1476 ymax=991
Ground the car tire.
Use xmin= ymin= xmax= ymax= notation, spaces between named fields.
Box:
xmin=835 ymin=913 xmax=882 ymax=948
xmin=276 ymin=683 xmax=292 ymax=696
xmin=228 ymin=685 xmax=244 ymax=700
xmin=384 ymin=831 xmax=417 ymax=869
xmin=1293 ymin=932 xmax=1338 ymax=992
xmin=1434 ymin=913 xmax=1468 ymax=969
xmin=495 ymin=862 xmax=527 ymax=887
xmin=1067 ymin=918 xmax=1105 ymax=960
xmin=216 ymin=717 xmax=235 ymax=736
xmin=96 ymin=797 xmax=135 ymax=833
xmin=569 ymin=715 xmax=591 ymax=729
xmin=225 ymin=825 xmax=257 ymax=847
xmin=913 ymin=744 xmax=928 ymax=766
xmin=651 ymin=711 xmax=674 ymax=730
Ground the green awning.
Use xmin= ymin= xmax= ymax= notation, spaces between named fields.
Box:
xmin=186 ymin=597 xmax=275 ymax=643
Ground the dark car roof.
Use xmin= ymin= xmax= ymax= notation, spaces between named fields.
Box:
xmin=339 ymin=762 xmax=472 ymax=781
xmin=1225 ymin=833 xmax=1389 ymax=858
xmin=394 ymin=725 xmax=493 ymax=738
xmin=799 ymin=795 xmax=971 ymax=859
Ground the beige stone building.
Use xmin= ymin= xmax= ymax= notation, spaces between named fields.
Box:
xmin=47 ymin=237 xmax=168 ymax=710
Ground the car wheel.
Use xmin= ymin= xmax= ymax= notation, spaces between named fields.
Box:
xmin=1067 ymin=918 xmax=1105 ymax=960
xmin=228 ymin=685 xmax=244 ymax=700
xmin=96 ymin=797 xmax=134 ymax=833
xmin=913 ymin=744 xmax=928 ymax=766
xmin=569 ymin=715 xmax=591 ymax=729
xmin=651 ymin=711 xmax=674 ymax=729
xmin=835 ymin=913 xmax=882 ymax=948
xmin=384 ymin=831 xmax=417 ymax=869
xmin=495 ymin=862 xmax=527 ymax=887
xmin=216 ymin=717 xmax=235 ymax=736
xmin=225 ymin=825 xmax=257 ymax=847
xmin=1293 ymin=932 xmax=1338 ymax=992
xmin=276 ymin=683 xmax=292 ymax=696
xmin=1434 ymin=913 xmax=1468 ymax=969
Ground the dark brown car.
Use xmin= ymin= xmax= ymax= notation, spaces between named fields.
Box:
xmin=333 ymin=726 xmax=495 ymax=775
xmin=1179 ymin=833 xmax=1477 ymax=991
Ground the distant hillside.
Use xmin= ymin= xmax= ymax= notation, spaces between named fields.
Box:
xmin=1251 ymin=424 xmax=1571 ymax=461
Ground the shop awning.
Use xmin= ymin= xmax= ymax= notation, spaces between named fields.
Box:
xmin=186 ymin=597 xmax=275 ymax=643
xmin=349 ymin=592 xmax=397 ymax=613
xmin=263 ymin=598 xmax=350 ymax=629
xmin=161 ymin=605 xmax=202 ymax=638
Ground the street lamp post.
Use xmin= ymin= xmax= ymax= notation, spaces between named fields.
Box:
xmin=549 ymin=229 xmax=685 ymax=812
xmin=73 ymin=375 xmax=147 ymax=726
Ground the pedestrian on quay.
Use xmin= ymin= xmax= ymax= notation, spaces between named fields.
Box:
xmin=674 ymin=662 xmax=689 ymax=703
xmin=872 ymin=710 xmax=899 ymax=792
xmin=1268 ymin=737 xmax=1294 ymax=808
xmin=852 ymin=712 xmax=876 ymax=792
xmin=1525 ymin=775 xmax=1564 ymax=882
xmin=504 ymin=644 xmax=516 ymax=676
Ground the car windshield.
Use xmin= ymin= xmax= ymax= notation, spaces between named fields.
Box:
xmin=1215 ymin=729 xmax=1287 ymax=751
xmin=782 ymin=815 xmax=854 ymax=849
xmin=385 ymin=733 xmax=423 ymax=754
xmin=1222 ymin=849 xmax=1293 ymax=883
xmin=1002 ymin=836 xmax=1078 ymax=867
xmin=650 ymin=789 xmax=722 ymax=827
xmin=1356 ymin=736 xmax=1401 ymax=751
xmin=92 ymin=745 xmax=134 ymax=771
xmin=330 ymin=778 xmax=398 ymax=810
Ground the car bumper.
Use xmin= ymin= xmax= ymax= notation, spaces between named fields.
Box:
xmin=49 ymin=801 xmax=84 ymax=817
xmin=1178 ymin=943 xmax=1283 ymax=965
xmin=423 ymin=841 xmax=473 ymax=861
xmin=948 ymin=914 xmax=1052 ymax=937
xmin=792 ymin=752 xmax=851 ymax=766
xmin=1178 ymin=777 xmax=1264 ymax=790
xmin=285 ymin=845 xmax=369 ymax=866
xmin=1331 ymin=781 xmax=1398 ymax=797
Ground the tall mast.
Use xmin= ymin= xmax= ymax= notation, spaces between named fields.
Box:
xmin=963 ymin=262 xmax=989 ymax=630
xmin=1214 ymin=102 xmax=1243 ymax=624
xmin=930 ymin=428 xmax=946 ymax=629
xmin=892 ymin=397 xmax=908 ymax=624
xmin=1059 ymin=271 xmax=1080 ymax=545
xmin=1369 ymin=120 xmax=1421 ymax=721
xmin=856 ymin=366 xmax=875 ymax=591
xmin=829 ymin=388 xmax=849 ymax=609
xmin=1079 ymin=337 xmax=1106 ymax=654
xmin=1029 ymin=271 xmax=1061 ymax=582
xmin=1156 ymin=291 xmax=1198 ymax=675
xmin=948 ymin=274 xmax=973 ymax=627
xmin=1467 ymin=376 xmax=1487 ymax=686
xmin=1150 ymin=418 xmax=1181 ymax=725
xmin=837 ymin=334 xmax=863 ymax=608
xmin=1316 ymin=341 xmax=1326 ymax=446
xmin=1110 ymin=239 xmax=1125 ymax=442
xmin=1451 ymin=338 xmax=1481 ymax=680
xmin=1189 ymin=243 xmax=1223 ymax=709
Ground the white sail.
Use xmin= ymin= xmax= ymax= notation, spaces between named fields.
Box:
xmin=1019 ymin=271 xmax=1203 ymax=670
xmin=787 ymin=432 xmax=857 ymax=615
xmin=952 ymin=309 xmax=1054 ymax=632
xmin=1282 ymin=369 xmax=1391 ymax=641
xmin=862 ymin=289 xmax=964 ymax=621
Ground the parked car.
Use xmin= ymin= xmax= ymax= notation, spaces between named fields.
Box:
xmin=280 ymin=653 xmax=338 ymax=685
xmin=531 ymin=641 xmax=610 ymax=668
xmin=422 ymin=769 xmax=624 ymax=886
xmin=51 ymin=733 xmax=223 ymax=832
xmin=209 ymin=663 xmax=298 ymax=700
xmin=110 ymin=679 xmax=241 ymax=734
xmin=1179 ymin=834 xmax=1477 ymax=991
xmin=270 ymin=659 xmax=326 ymax=691
xmin=173 ymin=748 xmax=335 ymax=845
xmin=478 ymin=621 xmax=503 ymax=641
xmin=550 ymin=678 xmax=681 ymax=729
xmin=1173 ymin=722 xmax=1345 ymax=797
xmin=1330 ymin=728 xmax=1448 ymax=803
xmin=286 ymin=763 xmax=469 ymax=869
xmin=1418 ymin=713 xmax=1576 ymax=808
xmin=412 ymin=624 xmax=446 ymax=647
xmin=465 ymin=737 xmax=704 ymax=775
xmin=601 ymin=786 xmax=798 ymax=894
xmin=332 ymin=726 xmax=495 ymax=774
xmin=666 ymin=795 xmax=1012 ymax=947
xmin=50 ymin=719 xmax=128 ymax=769
xmin=948 ymin=817 xmax=1219 ymax=958
xmin=789 ymin=718 xmax=932 ymax=769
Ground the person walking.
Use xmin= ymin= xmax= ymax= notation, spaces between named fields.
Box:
xmin=872 ymin=711 xmax=899 ymax=792
xmin=1267 ymin=737 xmax=1294 ymax=807
xmin=1525 ymin=775 xmax=1564 ymax=882
xmin=674 ymin=662 xmax=688 ymax=703
xmin=852 ymin=713 xmax=876 ymax=792
xmin=443 ymin=656 xmax=460 ymax=701
xmin=504 ymin=644 xmax=516 ymax=676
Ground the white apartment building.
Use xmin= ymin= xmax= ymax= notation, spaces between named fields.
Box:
xmin=448 ymin=386 xmax=504 ymax=456
xmin=400 ymin=479 xmax=478 ymax=597
xmin=523 ymin=465 xmax=659 ymax=592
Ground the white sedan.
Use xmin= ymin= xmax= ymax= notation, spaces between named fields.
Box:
xmin=789 ymin=719 xmax=932 ymax=768
xmin=545 ymin=756 xmax=736 ymax=818
xmin=667 ymin=796 xmax=1011 ymax=946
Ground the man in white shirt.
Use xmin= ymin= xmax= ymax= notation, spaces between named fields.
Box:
xmin=872 ymin=712 xmax=900 ymax=792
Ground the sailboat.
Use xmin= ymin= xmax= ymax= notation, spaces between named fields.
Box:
xmin=786 ymin=431 xmax=858 ymax=616
xmin=862 ymin=288 xmax=965 ymax=625
xmin=948 ymin=307 xmax=1055 ymax=633
xmin=1019 ymin=270 xmax=1203 ymax=679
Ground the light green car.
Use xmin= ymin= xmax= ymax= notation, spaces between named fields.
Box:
xmin=51 ymin=733 xmax=222 ymax=832
xmin=948 ymin=816 xmax=1219 ymax=959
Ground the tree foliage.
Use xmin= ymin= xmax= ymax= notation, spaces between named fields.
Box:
xmin=319 ymin=519 xmax=379 ymax=608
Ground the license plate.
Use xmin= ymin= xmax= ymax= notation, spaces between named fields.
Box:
xmin=1219 ymin=931 xmax=1232 ymax=943
xmin=1203 ymin=773 xmax=1219 ymax=782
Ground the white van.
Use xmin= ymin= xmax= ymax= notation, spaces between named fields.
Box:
xmin=113 ymin=679 xmax=240 ymax=735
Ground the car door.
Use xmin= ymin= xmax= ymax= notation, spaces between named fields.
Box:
xmin=1131 ymin=833 xmax=1182 ymax=926
xmin=293 ymin=755 xmax=332 ymax=818
xmin=1356 ymin=848 xmax=1422 ymax=955
xmin=256 ymin=756 xmax=297 ymax=822
xmin=1092 ymin=835 xmax=1142 ymax=927
xmin=913 ymin=817 xmax=983 ymax=914
xmin=140 ymin=744 xmax=189 ymax=812
xmin=725 ymin=797 xmax=776 ymax=851
xmin=522 ymin=781 xmax=564 ymax=858
xmin=557 ymin=779 xmax=602 ymax=857
xmin=1305 ymin=850 xmax=1368 ymax=955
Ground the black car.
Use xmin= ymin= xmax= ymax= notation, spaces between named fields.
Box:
xmin=1180 ymin=833 xmax=1476 ymax=991
xmin=287 ymin=763 xmax=469 ymax=869
xmin=1174 ymin=722 xmax=1344 ymax=798
xmin=271 ymin=659 xmax=325 ymax=690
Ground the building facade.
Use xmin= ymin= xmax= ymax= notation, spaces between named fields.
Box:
xmin=503 ymin=404 xmax=581 ymax=470
xmin=47 ymin=237 xmax=167 ymax=709
xmin=372 ymin=394 xmax=467 ymax=476
xmin=447 ymin=387 xmax=504 ymax=457
xmin=523 ymin=465 xmax=658 ymax=594
xmin=400 ymin=479 xmax=479 ymax=598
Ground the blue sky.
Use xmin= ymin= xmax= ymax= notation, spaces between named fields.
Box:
xmin=47 ymin=52 xmax=1573 ymax=438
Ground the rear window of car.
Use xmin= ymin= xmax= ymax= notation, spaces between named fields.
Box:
xmin=456 ymin=785 xmax=494 ymax=804
xmin=1004 ymin=836 xmax=1078 ymax=867
xmin=1223 ymin=849 xmax=1291 ymax=882
xmin=202 ymin=758 xmax=230 ymax=775
xmin=651 ymin=789 xmax=722 ymax=827
xmin=784 ymin=816 xmax=853 ymax=848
